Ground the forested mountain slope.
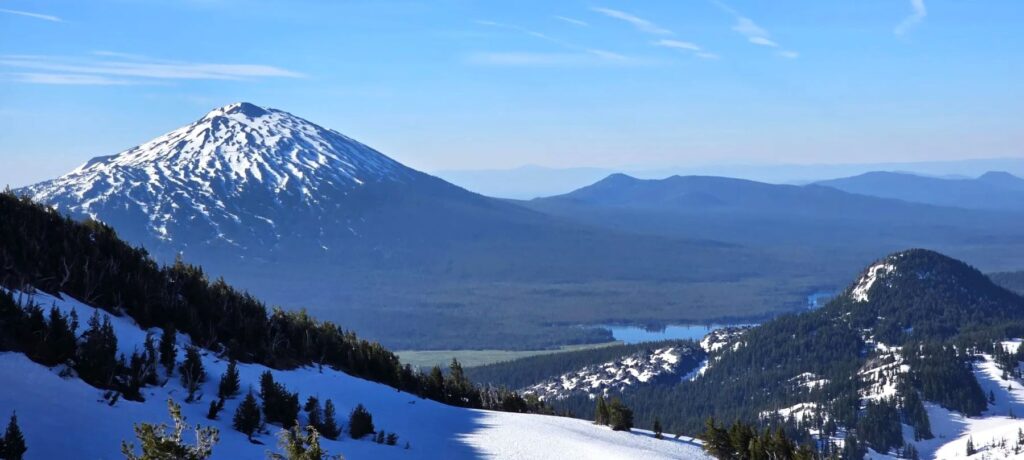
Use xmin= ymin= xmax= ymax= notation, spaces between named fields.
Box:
xmin=546 ymin=249 xmax=1024 ymax=458
xmin=0 ymin=192 xmax=704 ymax=459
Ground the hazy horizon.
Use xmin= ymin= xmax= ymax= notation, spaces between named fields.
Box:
xmin=2 ymin=0 xmax=1022 ymax=188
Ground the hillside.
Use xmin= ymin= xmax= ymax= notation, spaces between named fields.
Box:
xmin=815 ymin=171 xmax=1024 ymax=211
xmin=18 ymin=104 xmax=813 ymax=350
xmin=542 ymin=249 xmax=1024 ymax=458
xmin=0 ymin=289 xmax=708 ymax=459
xmin=0 ymin=193 xmax=705 ymax=459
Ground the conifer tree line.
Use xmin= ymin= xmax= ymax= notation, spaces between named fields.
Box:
xmin=702 ymin=418 xmax=815 ymax=460
xmin=0 ymin=193 xmax=546 ymax=414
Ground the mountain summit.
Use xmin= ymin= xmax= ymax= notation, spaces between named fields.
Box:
xmin=23 ymin=102 xmax=422 ymax=253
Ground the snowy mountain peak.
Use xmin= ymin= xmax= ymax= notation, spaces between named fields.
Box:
xmin=21 ymin=103 xmax=420 ymax=251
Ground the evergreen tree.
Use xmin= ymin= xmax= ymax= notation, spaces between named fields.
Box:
xmin=121 ymin=399 xmax=219 ymax=460
xmin=385 ymin=433 xmax=398 ymax=446
xmin=233 ymin=390 xmax=262 ymax=441
xmin=320 ymin=399 xmax=341 ymax=440
xmin=158 ymin=325 xmax=176 ymax=376
xmin=179 ymin=346 xmax=205 ymax=402
xmin=653 ymin=417 xmax=664 ymax=439
xmin=206 ymin=398 xmax=225 ymax=420
xmin=966 ymin=437 xmax=976 ymax=456
xmin=259 ymin=371 xmax=300 ymax=428
xmin=303 ymin=397 xmax=323 ymax=433
xmin=701 ymin=417 xmax=732 ymax=459
xmin=77 ymin=310 xmax=118 ymax=387
xmin=347 ymin=404 xmax=374 ymax=440
xmin=2 ymin=412 xmax=27 ymax=460
xmin=594 ymin=396 xmax=609 ymax=425
xmin=218 ymin=359 xmax=240 ymax=399
xmin=142 ymin=333 xmax=159 ymax=385
xmin=606 ymin=398 xmax=633 ymax=432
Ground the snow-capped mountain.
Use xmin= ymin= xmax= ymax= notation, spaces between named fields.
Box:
xmin=525 ymin=344 xmax=705 ymax=401
xmin=23 ymin=102 xmax=423 ymax=255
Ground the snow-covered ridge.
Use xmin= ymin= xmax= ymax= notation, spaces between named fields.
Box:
xmin=0 ymin=288 xmax=710 ymax=460
xmin=22 ymin=102 xmax=418 ymax=249
xmin=851 ymin=260 xmax=897 ymax=303
xmin=524 ymin=345 xmax=704 ymax=401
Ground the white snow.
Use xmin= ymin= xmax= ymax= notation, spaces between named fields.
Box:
xmin=851 ymin=261 xmax=897 ymax=303
xmin=0 ymin=289 xmax=709 ymax=460
xmin=525 ymin=346 xmax=703 ymax=400
xmin=21 ymin=102 xmax=415 ymax=249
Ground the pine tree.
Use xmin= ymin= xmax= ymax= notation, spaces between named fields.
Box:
xmin=303 ymin=397 xmax=322 ymax=433
xmin=2 ymin=412 xmax=27 ymax=460
xmin=347 ymin=404 xmax=374 ymax=440
xmin=606 ymin=398 xmax=633 ymax=431
xmin=702 ymin=417 xmax=732 ymax=459
xmin=259 ymin=371 xmax=300 ymax=428
xmin=966 ymin=437 xmax=976 ymax=456
xmin=233 ymin=390 xmax=261 ymax=441
xmin=218 ymin=359 xmax=240 ymax=399
xmin=653 ymin=417 xmax=664 ymax=439
xmin=267 ymin=424 xmax=339 ymax=460
xmin=121 ymin=399 xmax=219 ymax=460
xmin=158 ymin=325 xmax=176 ymax=376
xmin=375 ymin=430 xmax=385 ymax=444
xmin=77 ymin=310 xmax=118 ymax=387
xmin=320 ymin=399 xmax=341 ymax=440
xmin=142 ymin=333 xmax=159 ymax=385
xmin=386 ymin=432 xmax=398 ymax=446
xmin=179 ymin=346 xmax=205 ymax=402
xmin=206 ymin=398 xmax=225 ymax=420
xmin=594 ymin=396 xmax=609 ymax=425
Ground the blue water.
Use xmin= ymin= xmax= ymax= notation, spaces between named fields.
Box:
xmin=595 ymin=323 xmax=750 ymax=344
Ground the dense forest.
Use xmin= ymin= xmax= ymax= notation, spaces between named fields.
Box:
xmin=0 ymin=192 xmax=546 ymax=415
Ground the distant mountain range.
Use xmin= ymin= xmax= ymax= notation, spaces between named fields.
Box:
xmin=435 ymin=158 xmax=1024 ymax=199
xmin=523 ymin=173 xmax=1024 ymax=272
xmin=814 ymin=171 xmax=1024 ymax=211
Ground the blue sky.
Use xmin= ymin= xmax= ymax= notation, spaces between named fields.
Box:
xmin=1 ymin=0 xmax=1021 ymax=187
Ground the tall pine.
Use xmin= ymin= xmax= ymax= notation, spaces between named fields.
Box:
xmin=158 ymin=325 xmax=176 ymax=376
xmin=2 ymin=412 xmax=27 ymax=460
xmin=233 ymin=390 xmax=261 ymax=441
xmin=218 ymin=359 xmax=240 ymax=399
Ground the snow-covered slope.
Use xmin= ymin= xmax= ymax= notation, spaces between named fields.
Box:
xmin=22 ymin=102 xmax=419 ymax=253
xmin=0 ymin=289 xmax=709 ymax=460
xmin=524 ymin=345 xmax=704 ymax=401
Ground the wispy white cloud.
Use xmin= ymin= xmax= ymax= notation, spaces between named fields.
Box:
xmin=653 ymin=39 xmax=701 ymax=52
xmin=472 ymin=20 xmax=629 ymax=67
xmin=465 ymin=51 xmax=635 ymax=67
xmin=653 ymin=39 xmax=719 ymax=59
xmin=591 ymin=7 xmax=673 ymax=36
xmin=0 ymin=8 xmax=62 ymax=22
xmin=713 ymin=1 xmax=798 ymax=59
xmin=748 ymin=36 xmax=778 ymax=48
xmin=554 ymin=16 xmax=588 ymax=27
xmin=8 ymin=73 xmax=140 ymax=85
xmin=895 ymin=0 xmax=927 ymax=36
xmin=0 ymin=53 xmax=304 ymax=85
